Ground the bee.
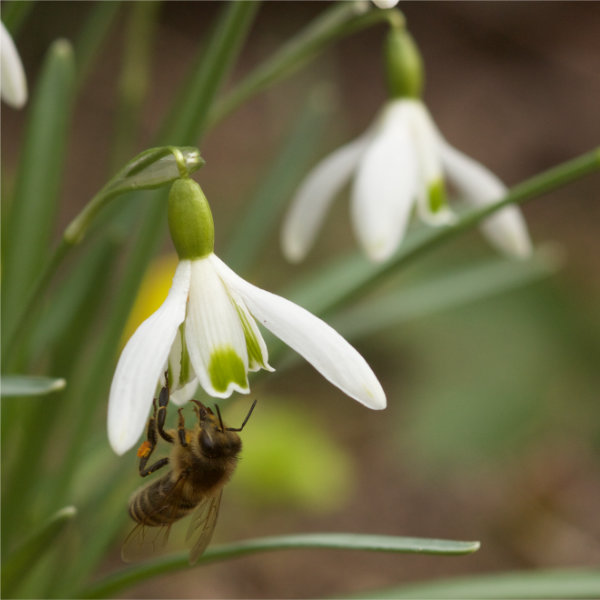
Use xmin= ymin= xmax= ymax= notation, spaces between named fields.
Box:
xmin=122 ymin=377 xmax=256 ymax=564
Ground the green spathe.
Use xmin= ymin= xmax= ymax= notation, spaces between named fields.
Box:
xmin=208 ymin=347 xmax=247 ymax=393
xmin=385 ymin=27 xmax=424 ymax=100
xmin=168 ymin=178 xmax=215 ymax=259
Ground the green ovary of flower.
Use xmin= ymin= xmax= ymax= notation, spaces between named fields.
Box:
xmin=208 ymin=347 xmax=247 ymax=393
xmin=168 ymin=178 xmax=215 ymax=260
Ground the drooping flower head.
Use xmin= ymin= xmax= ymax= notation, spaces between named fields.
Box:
xmin=108 ymin=176 xmax=386 ymax=455
xmin=282 ymin=22 xmax=532 ymax=263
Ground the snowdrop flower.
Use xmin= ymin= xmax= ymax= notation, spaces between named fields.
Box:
xmin=108 ymin=177 xmax=386 ymax=455
xmin=1 ymin=21 xmax=27 ymax=108
xmin=282 ymin=27 xmax=531 ymax=263
xmin=372 ymin=0 xmax=400 ymax=8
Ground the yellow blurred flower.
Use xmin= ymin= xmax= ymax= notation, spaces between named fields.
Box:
xmin=122 ymin=253 xmax=179 ymax=345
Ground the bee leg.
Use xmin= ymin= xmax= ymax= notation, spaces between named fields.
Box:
xmin=156 ymin=382 xmax=174 ymax=444
xmin=177 ymin=408 xmax=188 ymax=447
xmin=140 ymin=456 xmax=169 ymax=477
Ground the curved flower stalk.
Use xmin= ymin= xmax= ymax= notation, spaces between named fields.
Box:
xmin=108 ymin=177 xmax=386 ymax=455
xmin=282 ymin=26 xmax=532 ymax=263
xmin=0 ymin=20 xmax=27 ymax=108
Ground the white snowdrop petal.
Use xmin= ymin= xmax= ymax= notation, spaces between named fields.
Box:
xmin=184 ymin=257 xmax=250 ymax=399
xmin=108 ymin=260 xmax=191 ymax=455
xmin=439 ymin=139 xmax=533 ymax=258
xmin=407 ymin=101 xmax=452 ymax=225
xmin=170 ymin=378 xmax=199 ymax=406
xmin=215 ymin=256 xmax=386 ymax=410
xmin=0 ymin=22 xmax=27 ymax=108
xmin=351 ymin=101 xmax=418 ymax=262
xmin=372 ymin=0 xmax=400 ymax=7
xmin=281 ymin=135 xmax=369 ymax=262
xmin=224 ymin=281 xmax=274 ymax=373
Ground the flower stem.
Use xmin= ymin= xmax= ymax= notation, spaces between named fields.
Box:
xmin=206 ymin=2 xmax=400 ymax=129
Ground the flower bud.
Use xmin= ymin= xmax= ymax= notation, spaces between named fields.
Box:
xmin=168 ymin=178 xmax=215 ymax=259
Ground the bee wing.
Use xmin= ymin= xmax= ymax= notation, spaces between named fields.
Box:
xmin=186 ymin=489 xmax=223 ymax=564
xmin=121 ymin=520 xmax=173 ymax=563
xmin=121 ymin=474 xmax=186 ymax=563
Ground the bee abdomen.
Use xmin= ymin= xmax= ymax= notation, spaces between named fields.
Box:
xmin=129 ymin=475 xmax=197 ymax=526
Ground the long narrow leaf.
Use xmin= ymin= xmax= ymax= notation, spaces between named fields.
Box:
xmin=224 ymin=87 xmax=333 ymax=272
xmin=0 ymin=375 xmax=66 ymax=397
xmin=81 ymin=534 xmax=480 ymax=598
xmin=73 ymin=2 xmax=121 ymax=89
xmin=1 ymin=506 xmax=76 ymax=597
xmin=1 ymin=39 xmax=75 ymax=357
xmin=360 ymin=568 xmax=600 ymax=599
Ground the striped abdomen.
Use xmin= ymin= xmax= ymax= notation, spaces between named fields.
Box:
xmin=128 ymin=474 xmax=197 ymax=526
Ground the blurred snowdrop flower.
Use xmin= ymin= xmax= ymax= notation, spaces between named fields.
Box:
xmin=372 ymin=0 xmax=400 ymax=8
xmin=109 ymin=178 xmax=386 ymax=455
xmin=0 ymin=20 xmax=27 ymax=108
xmin=282 ymin=26 xmax=531 ymax=263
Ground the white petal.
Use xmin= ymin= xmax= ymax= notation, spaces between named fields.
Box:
xmin=108 ymin=260 xmax=191 ymax=455
xmin=281 ymin=135 xmax=369 ymax=262
xmin=170 ymin=378 xmax=199 ymax=406
xmin=185 ymin=256 xmax=250 ymax=398
xmin=166 ymin=326 xmax=198 ymax=405
xmin=372 ymin=0 xmax=400 ymax=7
xmin=215 ymin=256 xmax=386 ymax=410
xmin=226 ymin=284 xmax=274 ymax=373
xmin=0 ymin=22 xmax=27 ymax=108
xmin=439 ymin=139 xmax=533 ymax=258
xmin=406 ymin=101 xmax=454 ymax=226
xmin=351 ymin=101 xmax=419 ymax=262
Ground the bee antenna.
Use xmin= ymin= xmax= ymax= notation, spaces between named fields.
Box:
xmin=215 ymin=404 xmax=225 ymax=432
xmin=227 ymin=399 xmax=257 ymax=432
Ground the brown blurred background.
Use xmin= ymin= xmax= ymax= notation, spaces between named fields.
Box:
xmin=2 ymin=2 xmax=600 ymax=598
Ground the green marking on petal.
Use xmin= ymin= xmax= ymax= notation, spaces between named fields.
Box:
xmin=428 ymin=178 xmax=446 ymax=213
xmin=208 ymin=346 xmax=247 ymax=393
xmin=179 ymin=323 xmax=192 ymax=384
xmin=235 ymin=305 xmax=268 ymax=370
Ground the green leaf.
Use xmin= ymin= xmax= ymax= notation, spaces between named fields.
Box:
xmin=1 ymin=506 xmax=76 ymax=597
xmin=73 ymin=2 xmax=121 ymax=89
xmin=1 ymin=375 xmax=66 ymax=397
xmin=1 ymin=0 xmax=35 ymax=35
xmin=80 ymin=534 xmax=480 ymax=598
xmin=360 ymin=568 xmax=600 ymax=599
xmin=224 ymin=85 xmax=334 ymax=273
xmin=1 ymin=39 xmax=76 ymax=352
xmin=330 ymin=246 xmax=562 ymax=342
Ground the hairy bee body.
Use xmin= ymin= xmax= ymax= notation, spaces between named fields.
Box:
xmin=122 ymin=384 xmax=255 ymax=564
xmin=128 ymin=422 xmax=240 ymax=527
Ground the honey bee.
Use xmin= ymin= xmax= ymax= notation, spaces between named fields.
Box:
xmin=122 ymin=377 xmax=256 ymax=564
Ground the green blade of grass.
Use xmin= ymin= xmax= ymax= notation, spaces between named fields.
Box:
xmin=359 ymin=568 xmax=600 ymax=599
xmin=224 ymin=85 xmax=334 ymax=273
xmin=0 ymin=375 xmax=66 ymax=397
xmin=1 ymin=506 xmax=76 ymax=597
xmin=1 ymin=39 xmax=75 ymax=361
xmin=73 ymin=2 xmax=121 ymax=89
xmin=81 ymin=533 xmax=480 ymax=598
